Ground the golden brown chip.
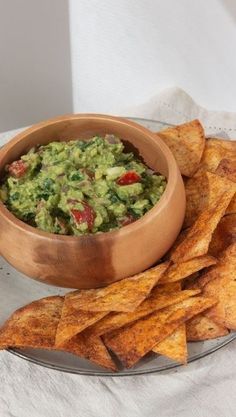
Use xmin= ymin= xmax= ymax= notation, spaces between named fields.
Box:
xmin=104 ymin=296 xmax=216 ymax=368
xmin=215 ymin=158 xmax=236 ymax=215
xmin=226 ymin=196 xmax=236 ymax=215
xmin=55 ymin=298 xmax=108 ymax=347
xmin=184 ymin=171 xmax=236 ymax=228
xmin=158 ymin=255 xmax=217 ymax=285
xmin=194 ymin=242 xmax=236 ymax=289
xmin=55 ymin=295 xmax=109 ymax=347
xmin=208 ymin=214 xmax=236 ymax=257
xmin=201 ymin=138 xmax=236 ymax=172
xmin=152 ymin=324 xmax=187 ymax=364
xmin=164 ymin=229 xmax=189 ymax=260
xmin=170 ymin=187 xmax=236 ymax=263
xmin=89 ymin=286 xmax=200 ymax=337
xmin=186 ymin=314 xmax=229 ymax=341
xmin=191 ymin=244 xmax=236 ymax=329
xmin=0 ymin=296 xmax=63 ymax=349
xmin=65 ymin=262 xmax=169 ymax=313
xmin=158 ymin=120 xmax=205 ymax=177
xmin=215 ymin=158 xmax=236 ymax=182
xmin=60 ymin=332 xmax=117 ymax=371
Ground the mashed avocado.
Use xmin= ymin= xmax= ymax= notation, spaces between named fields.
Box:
xmin=0 ymin=135 xmax=167 ymax=235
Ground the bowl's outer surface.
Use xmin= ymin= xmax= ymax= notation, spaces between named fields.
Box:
xmin=0 ymin=114 xmax=185 ymax=288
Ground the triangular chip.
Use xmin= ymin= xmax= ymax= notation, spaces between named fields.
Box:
xmin=65 ymin=262 xmax=169 ymax=313
xmin=215 ymin=158 xmax=236 ymax=182
xmin=55 ymin=299 xmax=108 ymax=347
xmin=158 ymin=255 xmax=217 ymax=285
xmin=0 ymin=296 xmax=63 ymax=349
xmin=184 ymin=171 xmax=236 ymax=228
xmin=158 ymin=120 xmax=205 ymax=177
xmin=170 ymin=188 xmax=236 ymax=263
xmin=152 ymin=324 xmax=187 ymax=364
xmin=60 ymin=332 xmax=117 ymax=371
xmin=226 ymin=196 xmax=236 ymax=215
xmin=89 ymin=285 xmax=200 ymax=337
xmin=200 ymin=138 xmax=236 ymax=172
xmin=208 ymin=214 xmax=236 ymax=258
xmin=186 ymin=314 xmax=229 ymax=341
xmin=104 ymin=296 xmax=216 ymax=368
xmin=215 ymin=158 xmax=236 ymax=215
xmin=200 ymin=244 xmax=236 ymax=329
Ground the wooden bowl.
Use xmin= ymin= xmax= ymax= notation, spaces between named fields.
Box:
xmin=0 ymin=114 xmax=185 ymax=288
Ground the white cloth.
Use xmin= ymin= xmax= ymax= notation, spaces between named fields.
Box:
xmin=0 ymin=89 xmax=236 ymax=417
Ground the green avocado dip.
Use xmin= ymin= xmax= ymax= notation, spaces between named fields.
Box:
xmin=0 ymin=135 xmax=167 ymax=235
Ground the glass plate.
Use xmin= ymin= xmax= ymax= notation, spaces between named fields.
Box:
xmin=0 ymin=117 xmax=235 ymax=377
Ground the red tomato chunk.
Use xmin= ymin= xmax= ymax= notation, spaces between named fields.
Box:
xmin=8 ymin=160 xmax=27 ymax=178
xmin=117 ymin=171 xmax=141 ymax=185
xmin=71 ymin=203 xmax=95 ymax=231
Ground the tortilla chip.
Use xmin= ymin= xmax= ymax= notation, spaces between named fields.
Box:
xmin=226 ymin=196 xmax=236 ymax=215
xmin=215 ymin=158 xmax=236 ymax=182
xmin=191 ymin=244 xmax=236 ymax=329
xmin=208 ymin=214 xmax=236 ymax=257
xmin=158 ymin=255 xmax=217 ymax=285
xmin=158 ymin=120 xmax=205 ymax=177
xmin=186 ymin=314 xmax=229 ymax=341
xmin=61 ymin=332 xmax=117 ymax=371
xmin=89 ymin=286 xmax=200 ymax=337
xmin=184 ymin=171 xmax=236 ymax=227
xmin=0 ymin=296 xmax=63 ymax=349
xmin=164 ymin=229 xmax=189 ymax=260
xmin=201 ymin=138 xmax=236 ymax=172
xmin=182 ymin=272 xmax=201 ymax=289
xmin=65 ymin=262 xmax=169 ymax=313
xmin=215 ymin=158 xmax=236 ymax=215
xmin=152 ymin=324 xmax=187 ymax=364
xmin=171 ymin=187 xmax=236 ymax=263
xmin=55 ymin=299 xmax=108 ymax=347
xmin=104 ymin=296 xmax=216 ymax=368
xmin=194 ymin=242 xmax=236 ymax=289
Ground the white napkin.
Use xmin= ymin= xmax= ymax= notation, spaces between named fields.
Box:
xmin=1 ymin=88 xmax=236 ymax=417
xmin=127 ymin=86 xmax=236 ymax=139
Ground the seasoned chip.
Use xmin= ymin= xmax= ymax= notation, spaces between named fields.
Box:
xmin=60 ymin=332 xmax=117 ymax=371
xmin=171 ymin=187 xmax=236 ymax=263
xmin=55 ymin=299 xmax=108 ymax=347
xmin=194 ymin=242 xmax=236 ymax=289
xmin=165 ymin=228 xmax=189 ymax=260
xmin=186 ymin=314 xmax=229 ymax=341
xmin=200 ymin=138 xmax=236 ymax=172
xmin=65 ymin=262 xmax=169 ymax=313
xmin=152 ymin=324 xmax=187 ymax=364
xmin=89 ymin=286 xmax=200 ymax=337
xmin=158 ymin=255 xmax=217 ymax=284
xmin=209 ymin=214 xmax=236 ymax=257
xmin=0 ymin=296 xmax=63 ymax=349
xmin=104 ymin=296 xmax=216 ymax=368
xmin=190 ymin=244 xmax=236 ymax=329
xmin=215 ymin=158 xmax=236 ymax=215
xmin=227 ymin=197 xmax=236 ymax=215
xmin=158 ymin=120 xmax=205 ymax=177
xmin=215 ymin=158 xmax=236 ymax=182
xmin=184 ymin=171 xmax=236 ymax=227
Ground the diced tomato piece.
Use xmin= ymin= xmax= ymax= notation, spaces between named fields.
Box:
xmin=8 ymin=160 xmax=27 ymax=178
xmin=71 ymin=202 xmax=95 ymax=231
xmin=120 ymin=214 xmax=136 ymax=226
xmin=117 ymin=171 xmax=141 ymax=185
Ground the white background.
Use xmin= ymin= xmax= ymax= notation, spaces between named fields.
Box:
xmin=1 ymin=0 xmax=236 ymax=129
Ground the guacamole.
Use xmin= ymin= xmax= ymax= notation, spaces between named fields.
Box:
xmin=0 ymin=135 xmax=167 ymax=235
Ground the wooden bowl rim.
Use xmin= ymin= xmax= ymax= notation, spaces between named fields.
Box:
xmin=0 ymin=113 xmax=182 ymax=243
